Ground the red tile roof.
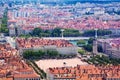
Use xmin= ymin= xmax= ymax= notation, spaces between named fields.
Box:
xmin=16 ymin=38 xmax=73 ymax=48
xmin=48 ymin=65 xmax=120 ymax=80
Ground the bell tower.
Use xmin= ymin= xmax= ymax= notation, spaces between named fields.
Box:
xmin=93 ymin=28 xmax=98 ymax=55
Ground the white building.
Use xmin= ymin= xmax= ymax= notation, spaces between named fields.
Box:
xmin=9 ymin=24 xmax=16 ymax=36
xmin=98 ymin=39 xmax=120 ymax=58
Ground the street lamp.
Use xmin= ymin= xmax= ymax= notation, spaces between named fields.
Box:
xmin=61 ymin=29 xmax=64 ymax=39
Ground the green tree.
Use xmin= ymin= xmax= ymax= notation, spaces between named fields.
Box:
xmin=83 ymin=44 xmax=93 ymax=52
xmin=77 ymin=40 xmax=86 ymax=46
xmin=83 ymin=30 xmax=95 ymax=37
xmin=88 ymin=38 xmax=94 ymax=44
xmin=51 ymin=28 xmax=61 ymax=37
xmin=47 ymin=50 xmax=59 ymax=57
xmin=83 ymin=29 xmax=112 ymax=37
xmin=0 ymin=8 xmax=9 ymax=34
xmin=32 ymin=28 xmax=42 ymax=37
xmin=63 ymin=29 xmax=81 ymax=37
xmin=78 ymin=49 xmax=85 ymax=55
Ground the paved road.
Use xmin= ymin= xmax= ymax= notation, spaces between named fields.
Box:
xmin=42 ymin=37 xmax=90 ymax=40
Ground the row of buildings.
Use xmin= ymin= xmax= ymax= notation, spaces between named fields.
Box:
xmin=7 ymin=3 xmax=120 ymax=36
xmin=16 ymin=38 xmax=77 ymax=55
xmin=1 ymin=37 xmax=120 ymax=80
xmin=98 ymin=38 xmax=120 ymax=58
xmin=0 ymin=43 xmax=40 ymax=80
xmin=47 ymin=65 xmax=120 ymax=80
xmin=15 ymin=37 xmax=120 ymax=80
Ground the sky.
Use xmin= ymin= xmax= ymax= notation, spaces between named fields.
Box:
xmin=40 ymin=0 xmax=120 ymax=1
xmin=11 ymin=0 xmax=120 ymax=1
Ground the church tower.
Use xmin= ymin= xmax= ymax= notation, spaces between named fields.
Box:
xmin=93 ymin=29 xmax=98 ymax=55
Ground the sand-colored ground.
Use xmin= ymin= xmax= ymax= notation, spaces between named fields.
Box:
xmin=35 ymin=58 xmax=88 ymax=72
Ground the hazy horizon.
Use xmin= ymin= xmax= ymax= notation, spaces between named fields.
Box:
xmin=7 ymin=0 xmax=120 ymax=2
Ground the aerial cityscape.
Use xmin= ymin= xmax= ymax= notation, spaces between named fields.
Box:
xmin=0 ymin=0 xmax=120 ymax=80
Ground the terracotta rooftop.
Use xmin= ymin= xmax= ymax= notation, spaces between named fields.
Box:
xmin=16 ymin=38 xmax=73 ymax=48
xmin=0 ymin=43 xmax=40 ymax=80
xmin=48 ymin=65 xmax=120 ymax=80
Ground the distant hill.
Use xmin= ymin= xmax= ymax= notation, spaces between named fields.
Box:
xmin=7 ymin=0 xmax=120 ymax=2
xmin=2 ymin=0 xmax=120 ymax=4
xmin=39 ymin=0 xmax=120 ymax=5
xmin=40 ymin=0 xmax=120 ymax=2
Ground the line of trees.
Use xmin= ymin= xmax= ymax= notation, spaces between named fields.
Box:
xmin=19 ymin=28 xmax=112 ymax=38
xmin=29 ymin=27 xmax=81 ymax=37
xmin=27 ymin=60 xmax=46 ymax=79
xmin=23 ymin=49 xmax=59 ymax=59
xmin=83 ymin=29 xmax=112 ymax=37
xmin=23 ymin=49 xmax=76 ymax=60
xmin=30 ymin=28 xmax=112 ymax=37
xmin=0 ymin=8 xmax=9 ymax=34
xmin=87 ymin=55 xmax=120 ymax=65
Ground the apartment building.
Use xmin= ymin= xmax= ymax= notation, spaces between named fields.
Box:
xmin=0 ymin=43 xmax=40 ymax=80
xmin=98 ymin=38 xmax=120 ymax=58
xmin=47 ymin=65 xmax=120 ymax=80
xmin=7 ymin=4 xmax=120 ymax=36
xmin=16 ymin=38 xmax=77 ymax=55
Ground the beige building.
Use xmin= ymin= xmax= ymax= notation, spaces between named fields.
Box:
xmin=13 ymin=69 xmax=40 ymax=80
xmin=46 ymin=65 xmax=120 ymax=80
xmin=9 ymin=24 xmax=16 ymax=36
xmin=98 ymin=38 xmax=120 ymax=58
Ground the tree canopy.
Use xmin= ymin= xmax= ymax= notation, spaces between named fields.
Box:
xmin=83 ymin=29 xmax=112 ymax=37
xmin=51 ymin=28 xmax=61 ymax=37
xmin=77 ymin=40 xmax=86 ymax=46
xmin=32 ymin=28 xmax=43 ymax=37
xmin=23 ymin=49 xmax=59 ymax=60
xmin=31 ymin=27 xmax=81 ymax=37
xmin=0 ymin=8 xmax=9 ymax=33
